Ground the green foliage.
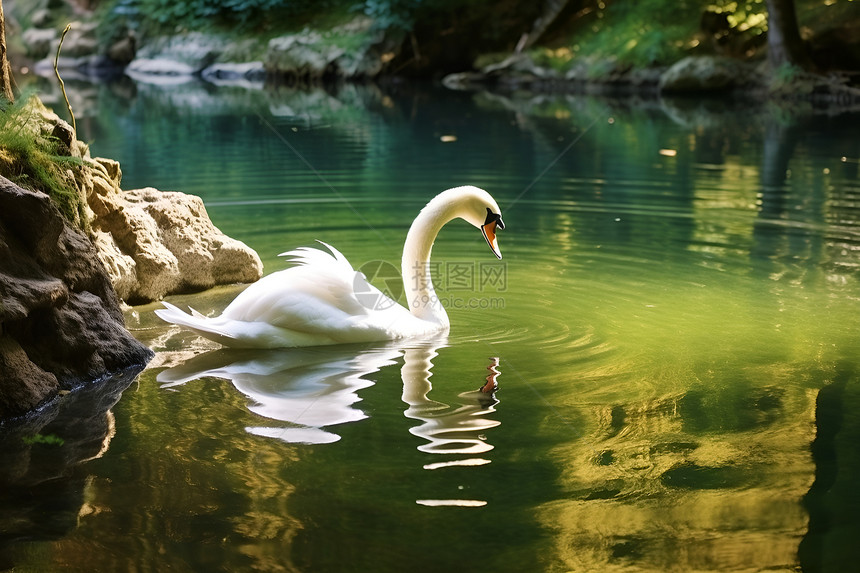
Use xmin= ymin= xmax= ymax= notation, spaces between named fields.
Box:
xmin=0 ymin=95 xmax=88 ymax=229
xmin=585 ymin=57 xmax=618 ymax=80
xmin=22 ymin=433 xmax=65 ymax=446
xmin=773 ymin=61 xmax=803 ymax=84
xmin=709 ymin=0 xmax=768 ymax=35
xmin=93 ymin=0 xmax=860 ymax=69
xmin=530 ymin=47 xmax=575 ymax=73
xmin=99 ymin=0 xmax=357 ymax=35
xmin=358 ymin=0 xmax=421 ymax=32
xmin=96 ymin=0 xmax=427 ymax=36
xmin=768 ymin=61 xmax=817 ymax=97
xmin=136 ymin=0 xmax=290 ymax=26
xmin=547 ymin=0 xmax=768 ymax=68
xmin=563 ymin=0 xmax=707 ymax=68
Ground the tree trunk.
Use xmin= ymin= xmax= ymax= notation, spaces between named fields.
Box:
xmin=765 ymin=0 xmax=813 ymax=70
xmin=519 ymin=0 xmax=572 ymax=52
xmin=0 ymin=0 xmax=14 ymax=103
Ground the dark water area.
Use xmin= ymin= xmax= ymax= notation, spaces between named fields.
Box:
xmin=2 ymin=76 xmax=860 ymax=571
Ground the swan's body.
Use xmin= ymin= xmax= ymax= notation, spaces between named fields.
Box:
xmin=155 ymin=186 xmax=505 ymax=348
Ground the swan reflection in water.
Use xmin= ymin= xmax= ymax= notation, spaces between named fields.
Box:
xmin=156 ymin=342 xmax=502 ymax=458
xmin=159 ymin=345 xmax=398 ymax=444
xmin=402 ymin=348 xmax=500 ymax=466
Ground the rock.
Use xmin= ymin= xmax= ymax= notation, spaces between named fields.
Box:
xmin=485 ymin=53 xmax=555 ymax=78
xmin=107 ymin=32 xmax=137 ymax=65
xmin=60 ymin=21 xmax=99 ymax=58
xmin=201 ymin=61 xmax=266 ymax=86
xmin=9 ymin=99 xmax=263 ymax=305
xmin=33 ymin=54 xmax=125 ymax=81
xmin=125 ymin=58 xmax=197 ymax=77
xmin=95 ymin=156 xmax=122 ymax=183
xmin=31 ymin=9 xmax=53 ymax=28
xmin=659 ymin=56 xmax=752 ymax=93
xmin=122 ymin=19 xmax=398 ymax=83
xmin=21 ymin=28 xmax=57 ymax=59
xmin=0 ymin=94 xmax=264 ymax=419
xmin=91 ymin=230 xmax=137 ymax=300
xmin=443 ymin=53 xmax=572 ymax=91
xmin=442 ymin=71 xmax=489 ymax=91
xmin=130 ymin=32 xmax=222 ymax=73
xmin=265 ymin=17 xmax=399 ymax=80
xmin=0 ymin=177 xmax=153 ymax=420
xmin=0 ymin=337 xmax=59 ymax=417
xmin=89 ymin=186 xmax=263 ymax=303
xmin=266 ymin=31 xmax=344 ymax=78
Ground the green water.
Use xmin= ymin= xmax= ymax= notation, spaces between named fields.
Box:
xmin=3 ymin=80 xmax=860 ymax=572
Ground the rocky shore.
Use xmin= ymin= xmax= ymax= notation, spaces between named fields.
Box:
xmin=25 ymin=15 xmax=400 ymax=87
xmin=89 ymin=174 xmax=264 ymax=304
xmin=13 ymin=3 xmax=859 ymax=103
xmin=0 ymin=176 xmax=152 ymax=419
xmin=0 ymin=99 xmax=263 ymax=420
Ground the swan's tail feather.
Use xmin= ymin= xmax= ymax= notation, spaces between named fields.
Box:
xmin=155 ymin=302 xmax=307 ymax=348
xmin=189 ymin=307 xmax=208 ymax=319
xmin=155 ymin=302 xmax=239 ymax=346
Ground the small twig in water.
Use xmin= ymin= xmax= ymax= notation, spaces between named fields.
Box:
xmin=54 ymin=24 xmax=75 ymax=135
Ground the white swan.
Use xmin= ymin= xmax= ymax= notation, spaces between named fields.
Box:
xmin=155 ymin=186 xmax=505 ymax=348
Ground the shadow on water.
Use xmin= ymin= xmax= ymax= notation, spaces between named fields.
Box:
xmin=0 ymin=369 xmax=140 ymax=569
xmin=799 ymin=360 xmax=860 ymax=573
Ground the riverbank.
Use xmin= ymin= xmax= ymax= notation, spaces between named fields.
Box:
xmin=9 ymin=1 xmax=860 ymax=103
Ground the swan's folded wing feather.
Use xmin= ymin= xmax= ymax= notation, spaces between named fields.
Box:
xmin=278 ymin=241 xmax=352 ymax=270
xmin=156 ymin=242 xmax=423 ymax=347
xmin=220 ymin=250 xmax=394 ymax=339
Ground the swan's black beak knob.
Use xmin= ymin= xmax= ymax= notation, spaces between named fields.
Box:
xmin=482 ymin=209 xmax=504 ymax=259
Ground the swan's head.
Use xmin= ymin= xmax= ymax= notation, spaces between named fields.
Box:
xmin=445 ymin=185 xmax=505 ymax=259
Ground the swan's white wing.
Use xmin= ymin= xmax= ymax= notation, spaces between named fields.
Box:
xmin=218 ymin=242 xmax=411 ymax=342
xmin=156 ymin=242 xmax=434 ymax=347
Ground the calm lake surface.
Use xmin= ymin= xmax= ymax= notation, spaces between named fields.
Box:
xmin=3 ymin=78 xmax=860 ymax=572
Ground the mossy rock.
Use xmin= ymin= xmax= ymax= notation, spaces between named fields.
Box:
xmin=0 ymin=97 xmax=88 ymax=230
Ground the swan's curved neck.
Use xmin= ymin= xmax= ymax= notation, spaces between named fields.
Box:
xmin=401 ymin=200 xmax=456 ymax=326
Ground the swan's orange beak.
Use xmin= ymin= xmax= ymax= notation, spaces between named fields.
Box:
xmin=481 ymin=210 xmax=504 ymax=259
